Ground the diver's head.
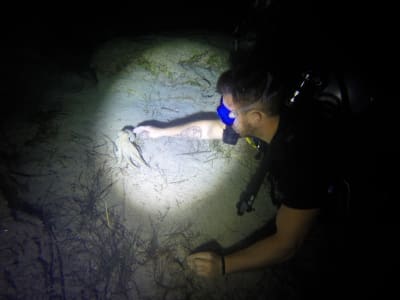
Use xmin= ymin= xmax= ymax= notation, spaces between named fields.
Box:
xmin=216 ymin=64 xmax=283 ymax=140
xmin=217 ymin=63 xmax=283 ymax=116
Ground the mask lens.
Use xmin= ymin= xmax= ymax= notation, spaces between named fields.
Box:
xmin=228 ymin=111 xmax=237 ymax=119
xmin=217 ymin=102 xmax=235 ymax=126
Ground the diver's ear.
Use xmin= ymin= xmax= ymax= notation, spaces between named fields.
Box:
xmin=249 ymin=110 xmax=263 ymax=126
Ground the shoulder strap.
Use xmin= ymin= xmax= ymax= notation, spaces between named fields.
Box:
xmin=236 ymin=146 xmax=271 ymax=215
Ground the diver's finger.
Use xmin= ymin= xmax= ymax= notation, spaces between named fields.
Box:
xmin=188 ymin=252 xmax=214 ymax=260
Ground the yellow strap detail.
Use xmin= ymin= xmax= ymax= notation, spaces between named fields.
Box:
xmin=246 ymin=137 xmax=258 ymax=149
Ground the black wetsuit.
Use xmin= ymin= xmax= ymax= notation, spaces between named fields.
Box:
xmin=223 ymin=105 xmax=336 ymax=211
xmin=267 ymin=106 xmax=334 ymax=210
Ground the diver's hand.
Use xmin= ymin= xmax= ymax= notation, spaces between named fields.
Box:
xmin=133 ymin=125 xmax=162 ymax=138
xmin=187 ymin=252 xmax=223 ymax=278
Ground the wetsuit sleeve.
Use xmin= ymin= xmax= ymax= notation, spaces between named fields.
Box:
xmin=222 ymin=126 xmax=240 ymax=145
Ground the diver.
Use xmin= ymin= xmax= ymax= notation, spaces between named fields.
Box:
xmin=132 ymin=62 xmax=342 ymax=286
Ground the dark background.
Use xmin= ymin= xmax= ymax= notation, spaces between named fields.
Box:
xmin=1 ymin=0 xmax=398 ymax=298
xmin=3 ymin=0 xmax=386 ymax=66
xmin=3 ymin=0 xmax=389 ymax=115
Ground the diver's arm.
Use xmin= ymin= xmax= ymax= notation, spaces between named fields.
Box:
xmin=224 ymin=205 xmax=319 ymax=274
xmin=133 ymin=120 xmax=225 ymax=140
xmin=187 ymin=205 xmax=319 ymax=277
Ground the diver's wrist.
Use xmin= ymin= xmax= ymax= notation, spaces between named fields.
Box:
xmin=221 ymin=255 xmax=226 ymax=275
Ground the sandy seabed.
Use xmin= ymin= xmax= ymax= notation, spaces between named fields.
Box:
xmin=0 ymin=33 xmax=284 ymax=299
